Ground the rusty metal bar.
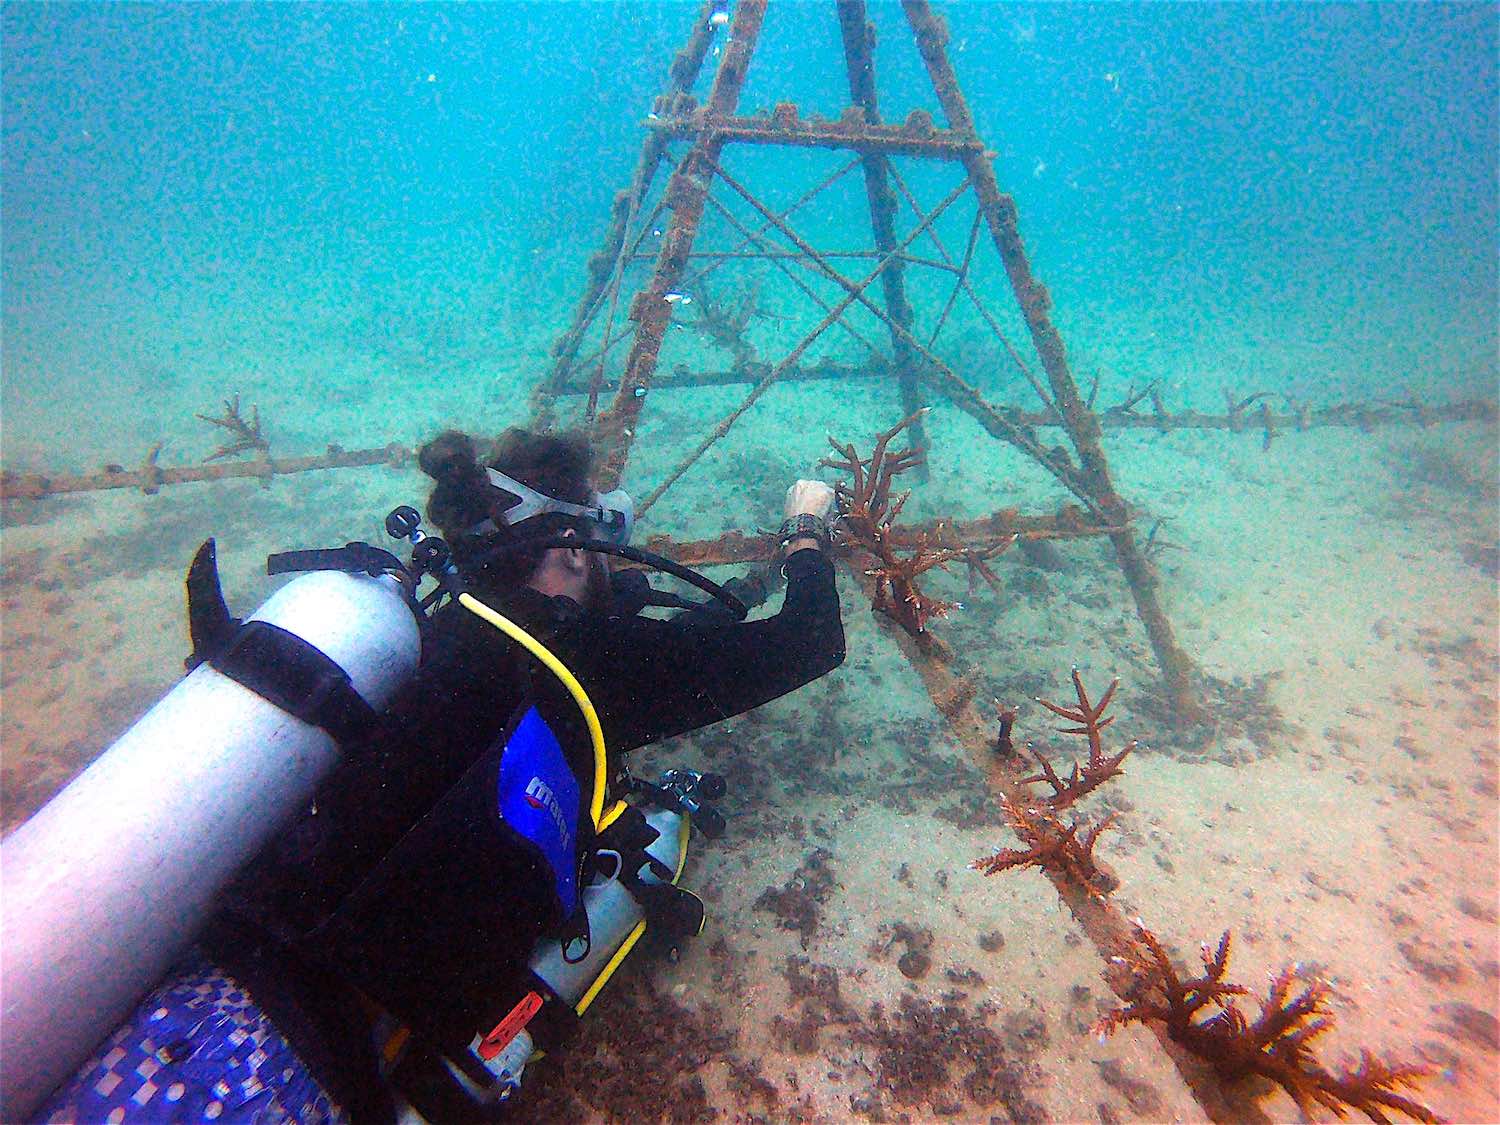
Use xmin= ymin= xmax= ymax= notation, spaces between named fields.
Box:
xmin=903 ymin=0 xmax=1200 ymax=721
xmin=590 ymin=0 xmax=768 ymax=491
xmin=837 ymin=0 xmax=929 ymax=476
xmin=633 ymin=504 xmax=1117 ymax=568
xmin=533 ymin=2 xmax=720 ymax=429
xmin=0 ymin=443 xmax=411 ymax=502
xmin=834 ymin=544 xmax=1240 ymax=1122
xmin=4 ymin=397 xmax=1487 ymax=504
xmin=707 ymin=156 xmax=1103 ymax=514
xmin=887 ymin=162 xmax=1052 ymax=411
xmin=635 ymin=174 xmax=974 ymax=517
xmin=629 ymin=248 xmax=961 ymax=273
xmin=927 ymin=207 xmax=982 ymax=347
xmin=646 ymin=106 xmax=984 ymax=159
xmin=560 ymin=359 xmax=882 ymax=395
xmin=700 ymin=192 xmax=887 ymax=358
xmin=676 ymin=154 xmax=864 ymax=291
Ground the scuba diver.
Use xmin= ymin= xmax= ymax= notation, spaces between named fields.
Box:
xmin=32 ymin=426 xmax=845 ymax=1124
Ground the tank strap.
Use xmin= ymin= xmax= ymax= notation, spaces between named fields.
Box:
xmin=184 ymin=539 xmax=383 ymax=749
xmin=211 ymin=619 xmax=383 ymax=748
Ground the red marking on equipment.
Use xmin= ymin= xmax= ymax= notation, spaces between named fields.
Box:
xmin=477 ymin=991 xmax=544 ymax=1060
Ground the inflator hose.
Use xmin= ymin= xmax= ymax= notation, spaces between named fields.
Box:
xmin=453 ymin=592 xmax=608 ymax=831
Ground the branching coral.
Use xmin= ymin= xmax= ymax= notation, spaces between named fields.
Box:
xmin=970 ymin=795 xmax=1117 ymax=894
xmin=685 ymin=276 xmax=774 ymax=369
xmin=823 ymin=409 xmax=1013 ymax=634
xmin=972 ymin=672 xmax=1127 ymax=894
xmin=1021 ymin=668 xmax=1134 ymax=809
xmin=1098 ymin=923 xmax=1439 ymax=1124
xmin=196 ymin=394 xmax=269 ymax=462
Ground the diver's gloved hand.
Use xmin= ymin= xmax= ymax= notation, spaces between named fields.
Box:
xmin=784 ymin=479 xmax=836 ymax=521
xmin=609 ymin=568 xmax=657 ymax=616
xmin=720 ymin=560 xmax=784 ymax=611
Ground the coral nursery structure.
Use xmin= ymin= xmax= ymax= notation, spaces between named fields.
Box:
xmin=1098 ymin=923 xmax=1439 ymax=1124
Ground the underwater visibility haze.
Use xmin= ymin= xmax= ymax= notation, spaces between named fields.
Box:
xmin=1 ymin=2 xmax=1497 ymax=1121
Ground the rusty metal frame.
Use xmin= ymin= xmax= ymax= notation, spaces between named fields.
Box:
xmin=532 ymin=0 xmax=1210 ymax=720
xmin=0 ymin=11 xmax=1485 ymax=1113
xmin=525 ymin=9 xmax=1480 ymax=1117
xmin=1 ymin=394 xmax=1484 ymax=503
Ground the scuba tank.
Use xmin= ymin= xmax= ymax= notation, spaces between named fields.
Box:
xmin=2 ymin=504 xmax=742 ymax=1122
xmin=0 ymin=542 xmax=421 ymax=1121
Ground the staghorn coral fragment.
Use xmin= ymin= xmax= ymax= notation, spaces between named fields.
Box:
xmin=1097 ymin=922 xmax=1440 ymax=1124
xmin=1021 ymin=671 xmax=1133 ymax=808
xmin=825 ymin=411 xmax=1014 ymax=634
xmin=196 ymin=394 xmax=270 ymax=462
xmin=970 ymin=796 xmax=1116 ymax=894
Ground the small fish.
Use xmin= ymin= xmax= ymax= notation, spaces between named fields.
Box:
xmin=664 ymin=292 xmax=693 ymax=305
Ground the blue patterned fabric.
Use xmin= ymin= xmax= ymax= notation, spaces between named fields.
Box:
xmin=38 ymin=952 xmax=343 ymax=1124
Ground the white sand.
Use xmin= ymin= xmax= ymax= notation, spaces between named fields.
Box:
xmin=2 ymin=315 xmax=1496 ymax=1121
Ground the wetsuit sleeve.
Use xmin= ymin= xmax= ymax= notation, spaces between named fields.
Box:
xmin=559 ymin=547 xmax=845 ymax=752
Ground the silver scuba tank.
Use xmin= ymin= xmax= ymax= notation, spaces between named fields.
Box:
xmin=0 ymin=566 xmax=421 ymax=1121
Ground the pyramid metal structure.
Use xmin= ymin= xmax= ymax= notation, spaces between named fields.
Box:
xmin=530 ymin=0 xmax=1200 ymax=719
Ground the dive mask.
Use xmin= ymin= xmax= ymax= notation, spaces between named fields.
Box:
xmin=472 ymin=467 xmax=635 ymax=547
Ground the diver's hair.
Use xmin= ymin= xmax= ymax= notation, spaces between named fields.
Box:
xmin=417 ymin=427 xmax=596 ymax=589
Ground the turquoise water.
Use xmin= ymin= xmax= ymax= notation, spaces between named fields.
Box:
xmin=4 ymin=2 xmax=1495 ymax=470
xmin=2 ymin=3 xmax=1497 ymax=1122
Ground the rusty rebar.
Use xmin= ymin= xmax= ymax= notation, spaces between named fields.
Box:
xmin=837 ymin=0 xmax=929 ymax=474
xmin=676 ymin=154 xmax=864 ymax=290
xmin=589 ymin=0 xmax=768 ymax=491
xmin=4 ymin=394 xmax=1486 ymax=504
xmin=634 ymin=174 xmax=974 ymax=518
xmin=645 ymin=106 xmax=985 ymax=159
xmin=886 ymin=161 xmax=1053 ymax=411
xmin=1 ymin=443 xmax=411 ymax=501
xmin=701 ymin=192 xmax=886 ymax=358
xmin=708 ymin=155 xmax=1101 ymax=515
xmin=629 ymin=504 xmax=1118 ymax=569
xmin=927 ymin=207 xmax=982 ymax=347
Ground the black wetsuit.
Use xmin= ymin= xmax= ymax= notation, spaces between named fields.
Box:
xmin=203 ymin=547 xmax=844 ymax=1116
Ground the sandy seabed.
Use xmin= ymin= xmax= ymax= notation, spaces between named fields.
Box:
xmin=2 ymin=369 xmax=1496 ymax=1123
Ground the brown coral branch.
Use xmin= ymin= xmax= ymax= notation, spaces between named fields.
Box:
xmin=826 ymin=412 xmax=1016 ymax=634
xmin=1021 ymin=671 xmax=1134 ymax=808
xmin=685 ymin=275 xmax=775 ymax=369
xmin=1097 ymin=922 xmax=1440 ymax=1124
xmin=196 ymin=394 xmax=269 ymax=463
xmin=970 ymin=796 xmax=1116 ymax=893
xmin=822 ymin=407 xmax=928 ymax=536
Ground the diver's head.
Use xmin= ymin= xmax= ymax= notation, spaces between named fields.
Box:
xmin=417 ymin=427 xmax=617 ymax=609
